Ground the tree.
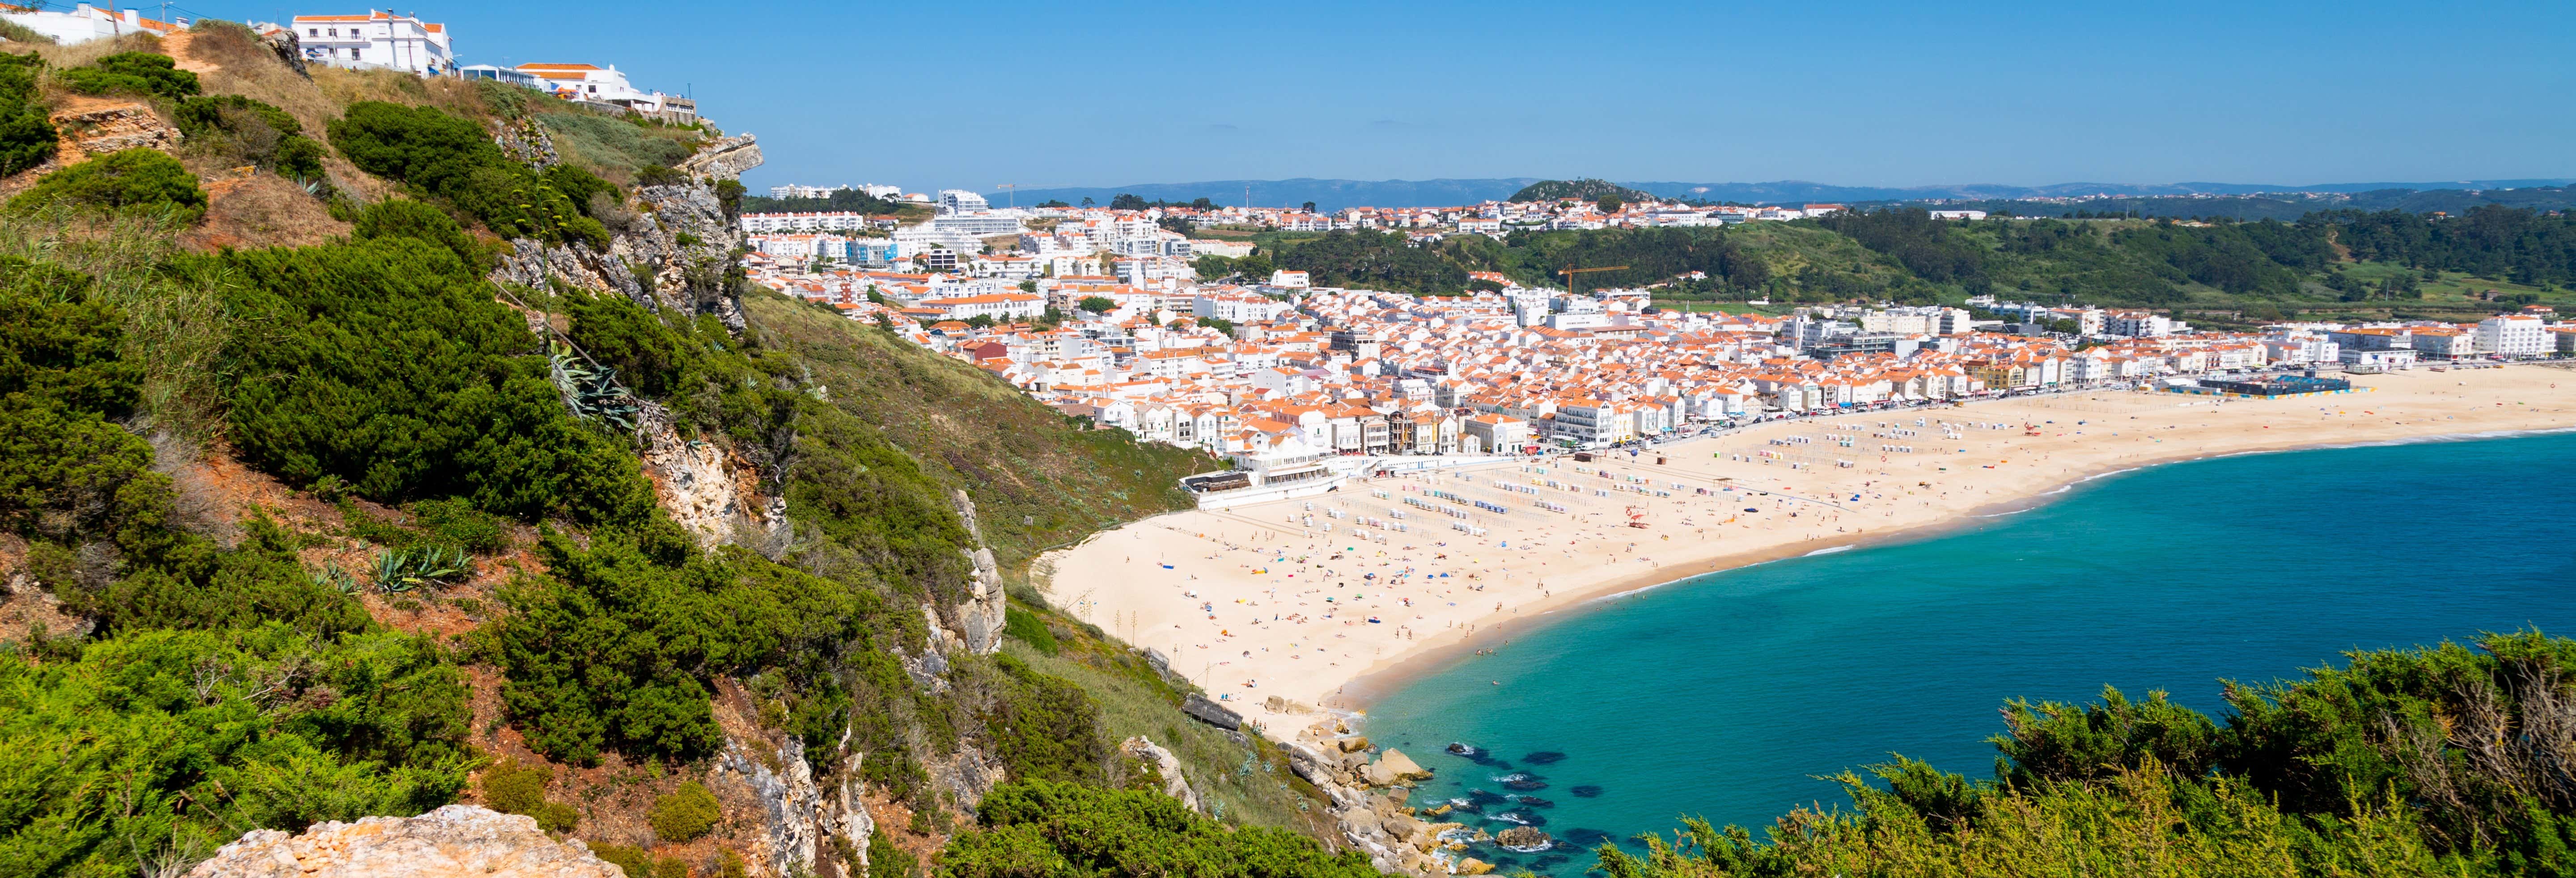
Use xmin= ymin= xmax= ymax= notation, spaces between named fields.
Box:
xmin=1079 ymin=196 xmax=1094 ymax=207
xmin=964 ymin=314 xmax=996 ymax=329
xmin=1017 ymin=279 xmax=1038 ymax=294
xmin=1302 ymin=201 xmax=1318 ymax=212
xmin=1077 ymin=296 xmax=1115 ymax=314
xmin=1596 ymin=194 xmax=1625 ymax=214
xmin=1109 ymin=193 xmax=1148 ymax=211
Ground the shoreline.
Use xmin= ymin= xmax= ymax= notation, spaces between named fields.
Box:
xmin=1042 ymin=366 xmax=2576 ymax=740
xmin=1325 ymin=418 xmax=2576 ymax=712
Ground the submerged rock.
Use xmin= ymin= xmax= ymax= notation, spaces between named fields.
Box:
xmin=1521 ymin=751 xmax=1567 ymax=764
xmin=1569 ymin=785 xmax=1604 ymax=798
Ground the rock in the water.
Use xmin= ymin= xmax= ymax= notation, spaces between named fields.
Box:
xmin=1180 ymin=693 xmax=1242 ymax=730
xmin=1362 ymin=748 xmax=1431 ymax=786
xmin=1337 ymin=735 xmax=1373 ymax=753
xmin=183 ymin=806 xmax=620 ymax=878
xmin=1495 ymin=826 xmax=1554 ymax=851
xmin=1456 ymin=857 xmax=1496 ymax=875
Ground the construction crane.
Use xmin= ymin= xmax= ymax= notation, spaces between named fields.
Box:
xmin=1557 ymin=264 xmax=1629 ymax=297
xmin=995 ymin=183 xmax=1019 ymax=208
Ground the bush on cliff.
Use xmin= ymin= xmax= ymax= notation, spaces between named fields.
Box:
xmin=0 ymin=625 xmax=471 ymax=876
xmin=10 ymin=148 xmax=207 ymax=223
xmin=0 ymin=51 xmax=54 ymax=175
xmin=58 ymin=51 xmax=198 ymax=99
xmin=328 ymin=101 xmax=609 ymax=248
xmin=213 ymin=236 xmax=653 ymax=524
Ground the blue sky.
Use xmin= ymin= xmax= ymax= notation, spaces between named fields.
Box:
xmin=225 ymin=0 xmax=2570 ymax=192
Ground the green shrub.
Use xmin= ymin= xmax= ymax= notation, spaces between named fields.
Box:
xmin=589 ymin=844 xmax=652 ymax=878
xmin=351 ymin=198 xmax=481 ymax=267
xmin=635 ymin=165 xmax=686 ymax=188
xmin=482 ymin=758 xmax=578 ymax=833
xmin=329 ymin=101 xmax=611 ymax=248
xmin=0 ymin=51 xmax=53 ymax=175
xmin=213 ymin=236 xmax=655 ymax=525
xmin=275 ymin=134 xmax=328 ymax=181
xmin=408 ymin=497 xmax=510 ymax=553
xmin=9 ymin=148 xmax=207 ymax=223
xmin=58 ymin=51 xmax=199 ymax=98
xmin=1001 ymin=606 xmax=1057 ymax=655
xmin=174 ymin=93 xmax=327 ymax=180
xmin=979 ymin=654 xmax=1104 ymax=785
xmin=647 ymin=781 xmax=721 ymax=842
xmin=488 ymin=528 xmax=890 ymax=765
xmin=0 ymin=624 xmax=473 ymax=877
xmin=867 ymin=832 xmax=917 ymax=878
xmin=174 ymin=93 xmax=298 ymax=137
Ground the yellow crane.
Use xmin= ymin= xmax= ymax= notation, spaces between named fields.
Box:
xmin=1556 ymin=264 xmax=1629 ymax=297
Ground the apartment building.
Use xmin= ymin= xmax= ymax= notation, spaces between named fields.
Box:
xmin=290 ymin=11 xmax=452 ymax=76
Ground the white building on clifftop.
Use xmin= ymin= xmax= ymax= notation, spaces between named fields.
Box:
xmin=289 ymin=11 xmax=453 ymax=76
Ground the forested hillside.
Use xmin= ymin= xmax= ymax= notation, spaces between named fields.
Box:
xmin=1601 ymin=631 xmax=2576 ymax=878
xmin=0 ymin=23 xmax=1339 ymax=878
xmin=1263 ymin=205 xmax=2576 ymax=324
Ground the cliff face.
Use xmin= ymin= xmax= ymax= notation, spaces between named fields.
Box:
xmin=487 ymin=127 xmax=761 ymax=332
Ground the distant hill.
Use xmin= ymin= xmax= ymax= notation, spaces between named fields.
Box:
xmin=1508 ymin=178 xmax=1651 ymax=203
xmin=984 ymin=177 xmax=2576 ymax=212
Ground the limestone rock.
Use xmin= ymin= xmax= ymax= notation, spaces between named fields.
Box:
xmin=54 ymin=104 xmax=182 ymax=156
xmin=1362 ymin=749 xmax=1430 ymax=787
xmin=183 ymin=805 xmax=618 ymax=878
xmin=1337 ymin=735 xmax=1372 ymax=753
xmin=717 ymin=736 xmax=822 ymax=878
xmin=946 ymin=490 xmax=1006 ymax=655
xmin=1456 ymin=857 xmax=1496 ymax=875
xmin=1495 ymin=827 xmax=1553 ymax=850
xmin=1121 ymin=736 xmax=1201 ymax=812
xmin=1180 ymin=693 xmax=1242 ymax=730
xmin=677 ymin=134 xmax=763 ymax=180
xmin=1263 ymin=695 xmax=1316 ymax=714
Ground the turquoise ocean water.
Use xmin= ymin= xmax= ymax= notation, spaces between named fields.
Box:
xmin=1364 ymin=432 xmax=2576 ymax=875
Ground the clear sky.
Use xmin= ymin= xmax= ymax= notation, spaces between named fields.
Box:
xmin=231 ymin=0 xmax=2571 ymax=192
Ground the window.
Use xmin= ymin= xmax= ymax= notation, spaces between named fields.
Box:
xmin=307 ymin=28 xmax=318 ymax=36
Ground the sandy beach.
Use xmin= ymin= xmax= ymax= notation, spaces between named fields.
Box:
xmin=1040 ymin=365 xmax=2576 ymax=736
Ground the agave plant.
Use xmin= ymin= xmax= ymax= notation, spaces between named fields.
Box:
xmin=549 ymin=341 xmax=640 ymax=431
xmin=372 ymin=545 xmax=471 ymax=595
xmin=309 ymin=562 xmax=361 ymax=595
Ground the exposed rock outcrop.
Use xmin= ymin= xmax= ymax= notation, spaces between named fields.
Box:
xmin=1121 ymin=736 xmax=1202 ymax=812
xmin=1363 ymin=749 xmax=1429 ymax=787
xmin=1180 ymin=692 xmax=1243 ymax=730
xmin=678 ymin=134 xmax=763 ymax=180
xmin=716 ymin=737 xmax=824 ymax=878
xmin=946 ymin=490 xmax=1007 ymax=655
xmin=635 ymin=400 xmax=775 ymax=549
xmin=53 ymin=103 xmax=182 ymax=156
xmin=182 ymin=806 xmax=619 ymax=878
xmin=487 ymin=134 xmax=758 ymax=332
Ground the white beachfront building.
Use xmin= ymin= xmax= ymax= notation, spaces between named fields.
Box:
xmin=288 ymin=11 xmax=453 ymax=76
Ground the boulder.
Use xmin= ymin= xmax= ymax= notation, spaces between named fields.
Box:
xmin=1264 ymin=695 xmax=1318 ymax=714
xmin=1362 ymin=748 xmax=1431 ymax=787
xmin=1337 ymin=735 xmax=1372 ymax=753
xmin=1495 ymin=826 xmax=1553 ymax=850
xmin=1179 ymin=693 xmax=1242 ymax=730
xmin=1457 ymin=857 xmax=1496 ymax=875
xmin=183 ymin=806 xmax=619 ymax=878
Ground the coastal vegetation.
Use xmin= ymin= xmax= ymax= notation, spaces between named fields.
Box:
xmin=1601 ymin=630 xmax=2576 ymax=878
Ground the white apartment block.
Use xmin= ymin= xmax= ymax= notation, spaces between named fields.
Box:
xmin=2476 ymin=315 xmax=2548 ymax=357
xmin=940 ymin=190 xmax=990 ymax=214
xmin=289 ymin=11 xmax=452 ymax=76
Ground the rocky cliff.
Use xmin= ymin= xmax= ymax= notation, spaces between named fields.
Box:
xmin=183 ymin=806 xmax=621 ymax=878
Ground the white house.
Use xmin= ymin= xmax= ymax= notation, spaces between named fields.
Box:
xmin=516 ymin=63 xmax=694 ymax=122
xmin=7 ymin=4 xmax=179 ymax=44
xmin=290 ymin=12 xmax=452 ymax=76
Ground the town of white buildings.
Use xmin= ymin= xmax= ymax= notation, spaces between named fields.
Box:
xmin=740 ymin=189 xmax=2574 ymax=491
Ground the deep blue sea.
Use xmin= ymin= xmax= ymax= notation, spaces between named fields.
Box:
xmin=1364 ymin=431 xmax=2576 ymax=875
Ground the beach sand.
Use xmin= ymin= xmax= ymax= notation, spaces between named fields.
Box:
xmin=1040 ymin=365 xmax=2576 ymax=737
